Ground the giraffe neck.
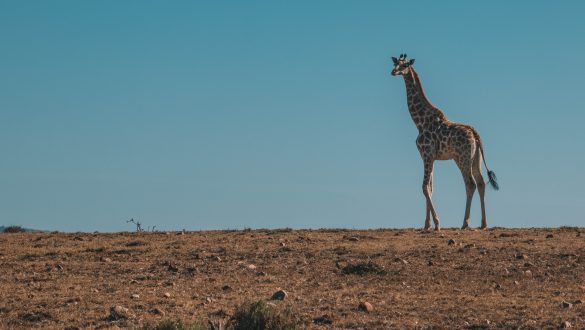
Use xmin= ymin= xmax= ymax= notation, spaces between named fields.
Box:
xmin=403 ymin=68 xmax=447 ymax=131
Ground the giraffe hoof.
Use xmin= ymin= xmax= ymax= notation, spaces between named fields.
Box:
xmin=424 ymin=226 xmax=432 ymax=231
xmin=434 ymin=227 xmax=441 ymax=231
xmin=480 ymin=225 xmax=488 ymax=230
xmin=461 ymin=225 xmax=470 ymax=230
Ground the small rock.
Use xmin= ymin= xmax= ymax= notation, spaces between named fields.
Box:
xmin=495 ymin=283 xmax=503 ymax=290
xmin=271 ymin=289 xmax=288 ymax=300
xmin=222 ymin=285 xmax=232 ymax=291
xmin=358 ymin=301 xmax=374 ymax=312
xmin=348 ymin=236 xmax=360 ymax=242
xmin=523 ymin=270 xmax=532 ymax=276
xmin=514 ymin=280 xmax=519 ymax=285
xmin=448 ymin=239 xmax=456 ymax=245
xmin=131 ymin=294 xmax=140 ymax=299
xmin=65 ymin=297 xmax=80 ymax=305
xmin=279 ymin=242 xmax=286 ymax=247
xmin=214 ymin=256 xmax=222 ymax=262
xmin=150 ymin=308 xmax=165 ymax=316
xmin=546 ymin=234 xmax=554 ymax=239
xmin=515 ymin=254 xmax=526 ymax=260
xmin=394 ymin=257 xmax=408 ymax=264
xmin=247 ymin=264 xmax=257 ymax=271
xmin=574 ymin=299 xmax=583 ymax=304
xmin=101 ymin=257 xmax=112 ymax=263
xmin=427 ymin=260 xmax=434 ymax=266
xmin=561 ymin=320 xmax=572 ymax=328
xmin=109 ymin=305 xmax=132 ymax=320
xmin=524 ymin=262 xmax=534 ymax=267
xmin=206 ymin=297 xmax=213 ymax=303
xmin=561 ymin=301 xmax=573 ymax=309
xmin=163 ymin=292 xmax=171 ymax=298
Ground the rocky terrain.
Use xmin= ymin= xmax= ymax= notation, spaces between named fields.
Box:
xmin=1 ymin=227 xmax=584 ymax=329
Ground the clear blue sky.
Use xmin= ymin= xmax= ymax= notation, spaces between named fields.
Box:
xmin=1 ymin=1 xmax=584 ymax=232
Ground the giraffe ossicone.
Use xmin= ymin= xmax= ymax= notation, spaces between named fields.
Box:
xmin=391 ymin=54 xmax=499 ymax=230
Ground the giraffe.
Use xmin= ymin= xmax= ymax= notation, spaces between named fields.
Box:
xmin=391 ymin=54 xmax=499 ymax=230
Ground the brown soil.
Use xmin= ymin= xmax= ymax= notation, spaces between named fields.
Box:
xmin=1 ymin=228 xmax=584 ymax=329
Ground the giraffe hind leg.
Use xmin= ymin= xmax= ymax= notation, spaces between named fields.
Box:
xmin=455 ymin=156 xmax=476 ymax=230
xmin=473 ymin=151 xmax=488 ymax=229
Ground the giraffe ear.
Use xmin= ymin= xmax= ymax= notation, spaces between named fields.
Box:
xmin=392 ymin=57 xmax=398 ymax=64
xmin=409 ymin=59 xmax=415 ymax=65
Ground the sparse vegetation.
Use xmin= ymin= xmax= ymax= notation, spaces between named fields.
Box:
xmin=139 ymin=301 xmax=302 ymax=330
xmin=127 ymin=218 xmax=158 ymax=232
xmin=230 ymin=300 xmax=302 ymax=330
xmin=127 ymin=218 xmax=144 ymax=232
xmin=140 ymin=319 xmax=207 ymax=330
xmin=341 ymin=261 xmax=386 ymax=275
xmin=20 ymin=311 xmax=52 ymax=322
xmin=2 ymin=225 xmax=26 ymax=233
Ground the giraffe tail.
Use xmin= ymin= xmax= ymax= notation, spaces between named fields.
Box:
xmin=476 ymin=135 xmax=499 ymax=191
xmin=486 ymin=169 xmax=499 ymax=191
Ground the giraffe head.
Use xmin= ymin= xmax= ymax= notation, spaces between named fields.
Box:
xmin=391 ymin=54 xmax=415 ymax=76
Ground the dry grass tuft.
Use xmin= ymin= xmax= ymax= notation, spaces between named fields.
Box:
xmin=140 ymin=319 xmax=207 ymax=330
xmin=230 ymin=300 xmax=302 ymax=330
xmin=341 ymin=261 xmax=386 ymax=275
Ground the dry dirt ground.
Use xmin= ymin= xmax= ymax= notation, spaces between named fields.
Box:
xmin=1 ymin=228 xmax=584 ymax=329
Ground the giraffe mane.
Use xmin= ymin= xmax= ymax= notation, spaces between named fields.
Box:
xmin=410 ymin=68 xmax=445 ymax=119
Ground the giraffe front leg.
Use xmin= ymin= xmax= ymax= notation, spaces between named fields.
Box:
xmin=422 ymin=160 xmax=440 ymax=231
xmin=424 ymin=174 xmax=433 ymax=230
xmin=424 ymin=204 xmax=431 ymax=230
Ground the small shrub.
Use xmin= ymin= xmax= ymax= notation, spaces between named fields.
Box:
xmin=140 ymin=319 xmax=207 ymax=330
xmin=125 ymin=241 xmax=146 ymax=247
xmin=231 ymin=300 xmax=302 ymax=330
xmin=20 ymin=311 xmax=52 ymax=322
xmin=341 ymin=261 xmax=386 ymax=276
xmin=3 ymin=226 xmax=26 ymax=233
